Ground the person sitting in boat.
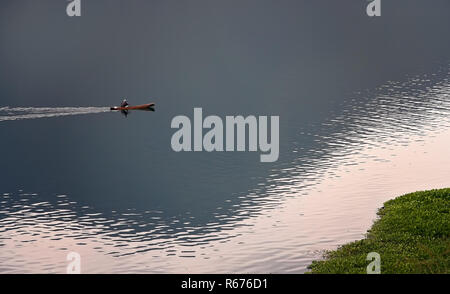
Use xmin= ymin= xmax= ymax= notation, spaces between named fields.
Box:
xmin=121 ymin=99 xmax=129 ymax=108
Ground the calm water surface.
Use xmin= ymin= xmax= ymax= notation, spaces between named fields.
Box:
xmin=1 ymin=1 xmax=450 ymax=273
xmin=1 ymin=66 xmax=449 ymax=273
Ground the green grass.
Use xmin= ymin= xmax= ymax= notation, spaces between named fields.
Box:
xmin=308 ymin=188 xmax=450 ymax=274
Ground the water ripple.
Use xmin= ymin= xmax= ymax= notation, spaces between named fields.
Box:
xmin=0 ymin=107 xmax=110 ymax=122
xmin=1 ymin=65 xmax=450 ymax=273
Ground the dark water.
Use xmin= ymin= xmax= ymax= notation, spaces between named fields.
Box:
xmin=0 ymin=1 xmax=450 ymax=273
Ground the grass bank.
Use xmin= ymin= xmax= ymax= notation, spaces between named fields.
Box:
xmin=308 ymin=188 xmax=450 ymax=274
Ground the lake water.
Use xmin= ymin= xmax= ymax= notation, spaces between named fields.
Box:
xmin=0 ymin=1 xmax=449 ymax=273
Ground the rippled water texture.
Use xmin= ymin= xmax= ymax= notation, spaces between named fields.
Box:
xmin=0 ymin=107 xmax=110 ymax=122
xmin=1 ymin=66 xmax=449 ymax=273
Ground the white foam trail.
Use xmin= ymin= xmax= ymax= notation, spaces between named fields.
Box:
xmin=0 ymin=107 xmax=110 ymax=122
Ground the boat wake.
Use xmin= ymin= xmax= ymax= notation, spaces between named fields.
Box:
xmin=0 ymin=107 xmax=110 ymax=122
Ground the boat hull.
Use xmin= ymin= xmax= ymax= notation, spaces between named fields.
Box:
xmin=110 ymin=103 xmax=155 ymax=111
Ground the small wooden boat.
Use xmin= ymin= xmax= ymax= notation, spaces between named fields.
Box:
xmin=110 ymin=103 xmax=155 ymax=111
